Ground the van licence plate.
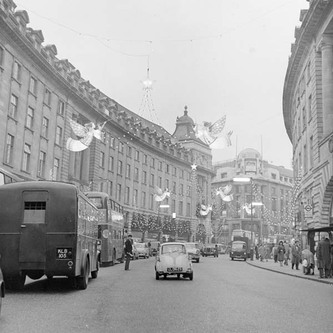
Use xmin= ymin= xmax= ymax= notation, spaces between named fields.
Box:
xmin=56 ymin=248 xmax=73 ymax=260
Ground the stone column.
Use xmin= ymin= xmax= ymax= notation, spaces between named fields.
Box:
xmin=321 ymin=35 xmax=333 ymax=137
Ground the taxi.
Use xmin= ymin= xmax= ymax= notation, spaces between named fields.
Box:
xmin=155 ymin=242 xmax=193 ymax=280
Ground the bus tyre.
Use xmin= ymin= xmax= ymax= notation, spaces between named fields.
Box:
xmin=77 ymin=259 xmax=89 ymax=290
xmin=155 ymin=272 xmax=159 ymax=280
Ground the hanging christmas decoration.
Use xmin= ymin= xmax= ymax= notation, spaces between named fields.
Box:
xmin=66 ymin=118 xmax=107 ymax=152
xmin=194 ymin=116 xmax=226 ymax=145
xmin=199 ymin=204 xmax=212 ymax=216
xmin=138 ymin=59 xmax=159 ymax=124
xmin=154 ymin=186 xmax=170 ymax=202
xmin=216 ymin=185 xmax=233 ymax=202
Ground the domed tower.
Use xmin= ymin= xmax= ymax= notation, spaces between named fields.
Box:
xmin=236 ymin=148 xmax=263 ymax=176
xmin=172 ymin=105 xmax=197 ymax=142
xmin=172 ymin=106 xmax=212 ymax=168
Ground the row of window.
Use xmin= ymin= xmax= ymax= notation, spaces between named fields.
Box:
xmin=98 ymin=181 xmax=191 ymax=216
xmin=9 ymin=93 xmax=64 ymax=144
xmin=4 ymin=133 xmax=60 ymax=179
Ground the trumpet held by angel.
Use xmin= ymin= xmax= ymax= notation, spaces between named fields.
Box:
xmin=216 ymin=185 xmax=233 ymax=202
xmin=154 ymin=186 xmax=170 ymax=202
xmin=66 ymin=118 xmax=107 ymax=152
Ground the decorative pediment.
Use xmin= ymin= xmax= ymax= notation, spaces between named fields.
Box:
xmin=14 ymin=10 xmax=29 ymax=30
xmin=44 ymin=44 xmax=57 ymax=56
xmin=26 ymin=28 xmax=44 ymax=44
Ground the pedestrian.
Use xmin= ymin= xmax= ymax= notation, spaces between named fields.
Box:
xmin=263 ymin=243 xmax=269 ymax=262
xmin=316 ymin=235 xmax=331 ymax=278
xmin=283 ymin=241 xmax=290 ymax=266
xmin=272 ymin=244 xmax=278 ymax=263
xmin=214 ymin=244 xmax=219 ymax=257
xmin=291 ymin=239 xmax=301 ymax=270
xmin=301 ymin=245 xmax=314 ymax=275
xmin=277 ymin=241 xmax=285 ymax=267
xmin=255 ymin=245 xmax=259 ymax=260
xmin=124 ymin=234 xmax=133 ymax=271
xmin=258 ymin=244 xmax=264 ymax=261
xmin=148 ymin=241 xmax=152 ymax=257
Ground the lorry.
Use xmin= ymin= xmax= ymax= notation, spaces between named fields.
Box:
xmin=230 ymin=241 xmax=247 ymax=261
xmin=232 ymin=236 xmax=251 ymax=259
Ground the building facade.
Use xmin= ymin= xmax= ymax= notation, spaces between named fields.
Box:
xmin=0 ymin=0 xmax=214 ymax=242
xmin=212 ymin=148 xmax=294 ymax=245
xmin=283 ymin=0 xmax=333 ymax=247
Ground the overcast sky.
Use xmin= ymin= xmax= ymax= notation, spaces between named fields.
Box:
xmin=16 ymin=0 xmax=308 ymax=169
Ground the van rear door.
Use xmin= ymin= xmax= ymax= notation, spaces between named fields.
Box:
xmin=19 ymin=191 xmax=48 ymax=264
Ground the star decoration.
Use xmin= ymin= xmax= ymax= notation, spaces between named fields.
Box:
xmin=191 ymin=163 xmax=197 ymax=171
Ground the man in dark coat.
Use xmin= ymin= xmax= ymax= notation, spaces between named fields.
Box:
xmin=316 ymin=235 xmax=331 ymax=278
xmin=124 ymin=234 xmax=133 ymax=271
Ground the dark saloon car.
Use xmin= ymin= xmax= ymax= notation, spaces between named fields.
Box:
xmin=201 ymin=245 xmax=218 ymax=257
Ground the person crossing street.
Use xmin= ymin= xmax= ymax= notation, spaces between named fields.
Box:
xmin=124 ymin=234 xmax=133 ymax=271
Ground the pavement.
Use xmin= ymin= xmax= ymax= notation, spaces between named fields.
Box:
xmin=246 ymin=258 xmax=333 ymax=285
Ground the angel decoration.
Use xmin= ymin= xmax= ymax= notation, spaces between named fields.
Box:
xmin=216 ymin=185 xmax=233 ymax=202
xmin=199 ymin=204 xmax=212 ymax=216
xmin=243 ymin=203 xmax=255 ymax=215
xmin=154 ymin=186 xmax=170 ymax=202
xmin=66 ymin=118 xmax=107 ymax=152
xmin=194 ymin=116 xmax=226 ymax=146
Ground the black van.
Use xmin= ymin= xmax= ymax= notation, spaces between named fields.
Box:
xmin=230 ymin=241 xmax=247 ymax=261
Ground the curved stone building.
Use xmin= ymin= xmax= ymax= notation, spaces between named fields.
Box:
xmin=0 ymin=0 xmax=213 ymax=243
xmin=212 ymin=149 xmax=293 ymax=245
xmin=283 ymin=0 xmax=333 ymax=248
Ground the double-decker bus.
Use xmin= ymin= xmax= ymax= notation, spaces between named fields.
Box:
xmin=85 ymin=191 xmax=125 ymax=266
xmin=0 ymin=167 xmax=22 ymax=185
xmin=0 ymin=181 xmax=100 ymax=290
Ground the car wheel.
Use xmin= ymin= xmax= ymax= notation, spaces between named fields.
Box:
xmin=155 ymin=272 xmax=159 ymax=280
xmin=196 ymin=258 xmax=200 ymax=263
xmin=189 ymin=272 xmax=193 ymax=281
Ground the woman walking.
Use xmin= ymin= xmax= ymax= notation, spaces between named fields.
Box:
xmin=277 ymin=241 xmax=285 ymax=267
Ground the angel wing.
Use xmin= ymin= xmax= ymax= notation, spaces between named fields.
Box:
xmin=195 ymin=116 xmax=226 ymax=146
xmin=154 ymin=186 xmax=170 ymax=202
xmin=209 ymin=116 xmax=226 ymax=137
xmin=68 ymin=118 xmax=89 ymax=138
xmin=154 ymin=186 xmax=163 ymax=196
xmin=67 ymin=119 xmax=95 ymax=151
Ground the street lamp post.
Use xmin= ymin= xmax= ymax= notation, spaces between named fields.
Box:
xmin=233 ymin=177 xmax=263 ymax=245
xmin=157 ymin=204 xmax=170 ymax=242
